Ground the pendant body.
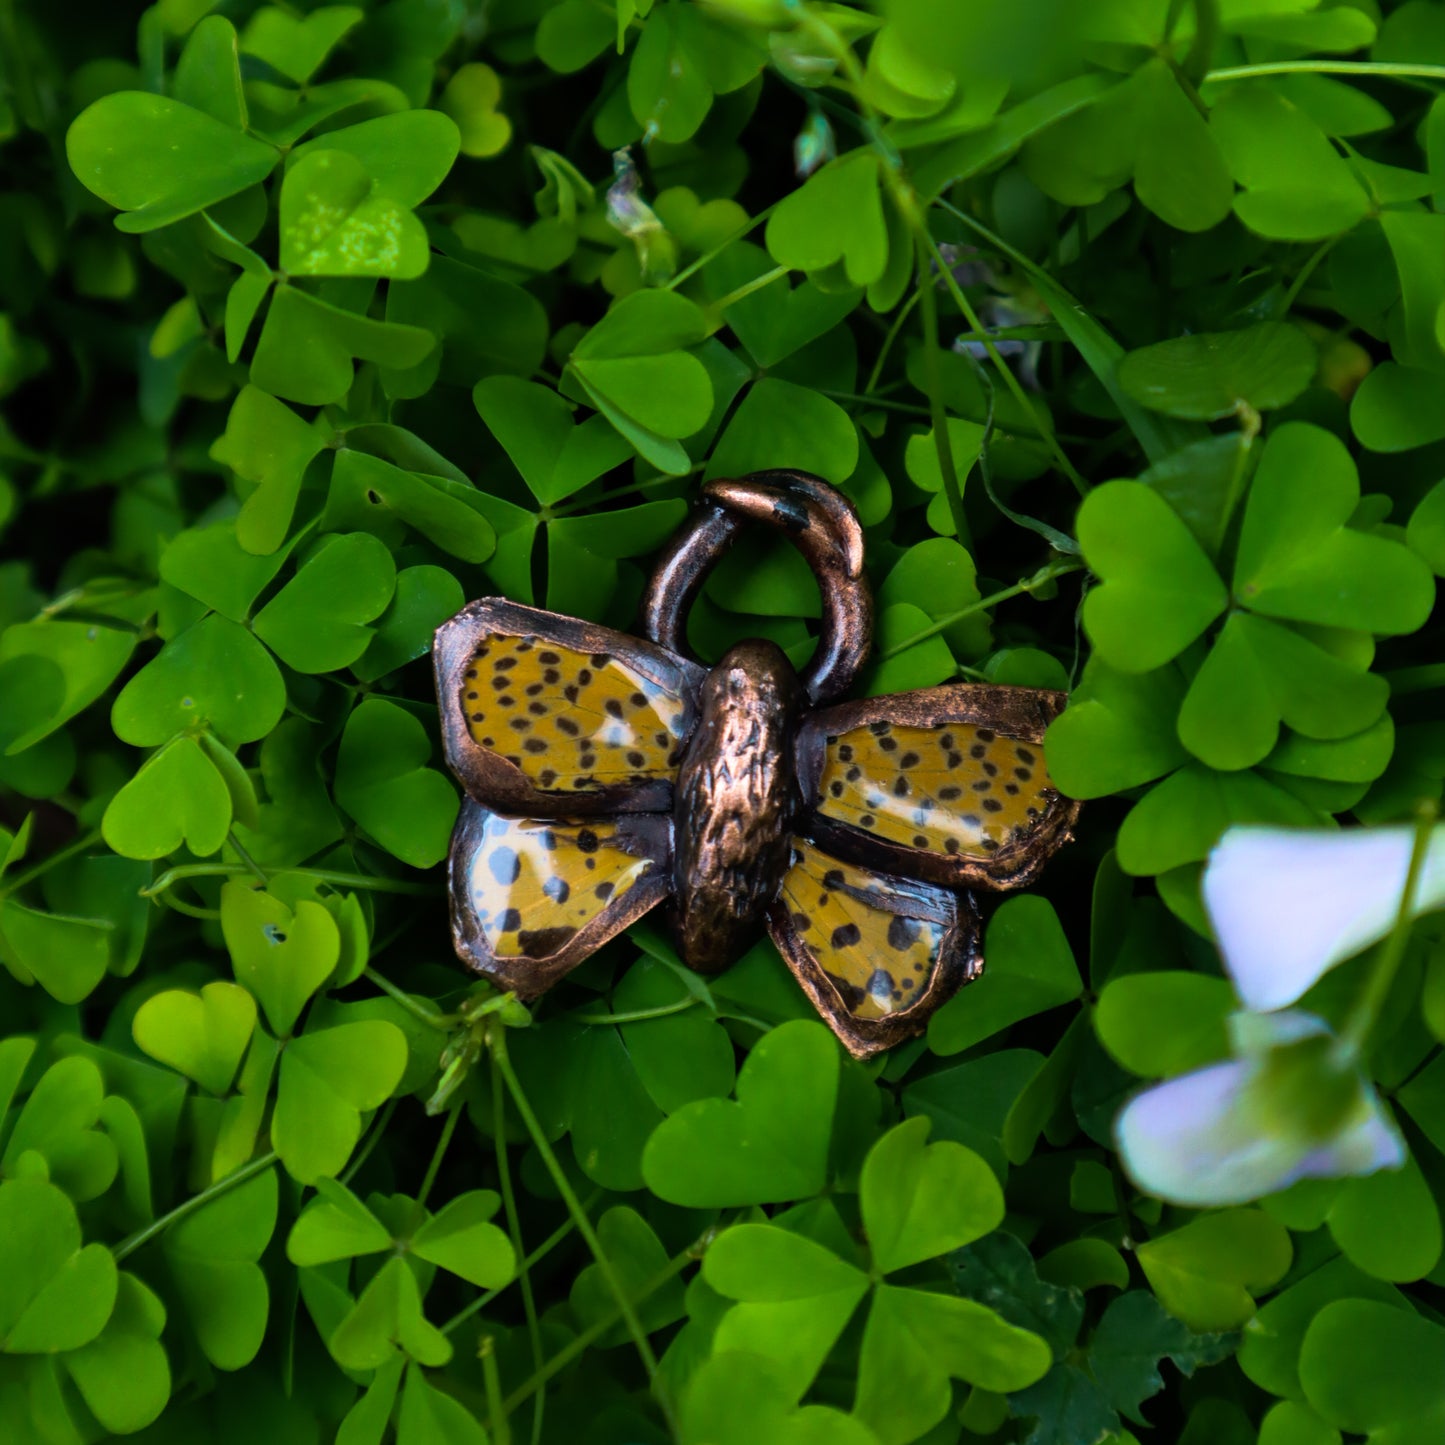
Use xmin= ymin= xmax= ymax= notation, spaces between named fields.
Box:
xmin=435 ymin=470 xmax=1079 ymax=1057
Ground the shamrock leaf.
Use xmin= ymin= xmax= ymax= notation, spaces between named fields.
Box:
xmin=241 ymin=4 xmax=362 ymax=84
xmin=112 ymin=613 xmax=286 ymax=748
xmin=572 ymin=1208 xmax=684 ymax=1345
xmin=567 ymin=289 xmax=713 ymax=475
xmin=66 ymin=92 xmax=278 ymax=233
xmin=163 ymin=1166 xmax=277 ymax=1370
xmin=1234 ymin=422 xmax=1434 ymax=633
xmin=279 ymin=150 xmax=430 ymax=278
xmin=1136 ymin=1209 xmax=1292 ymax=1331
xmin=323 ymin=449 xmax=497 ymax=564
xmin=0 ymin=1178 xmax=116 ymax=1352
xmin=159 ymin=522 xmax=295 ymax=623
xmin=1078 ymin=481 xmax=1228 ymax=673
xmin=1094 ymin=972 xmax=1234 ymax=1079
xmin=289 ymin=111 xmax=460 ymax=208
xmin=1178 ymin=613 xmax=1390 ymax=772
xmin=333 ymin=699 xmax=458 ymax=869
xmin=352 ymin=565 xmax=464 ymax=683
xmin=950 ymin=1232 xmax=1085 ymax=1362
xmin=61 ymin=1272 xmax=170 ymax=1435
xmin=1326 ymin=1156 xmax=1442 ymax=1284
xmin=328 ymin=1254 xmax=451 ymax=1370
xmin=766 ymin=151 xmax=890 ymax=287
xmin=929 ymin=895 xmax=1082 ymax=1056
xmin=253 ymin=532 xmax=397 ymax=673
xmin=132 ymin=981 xmax=258 ymax=1094
xmin=1045 ymin=657 xmax=1190 ymax=800
xmin=272 ymin=1019 xmax=408 ymax=1182
xmin=288 ymin=1178 xmax=394 ymax=1266
xmin=250 ymin=286 xmax=436 ymax=406
xmin=861 ymin=1115 xmax=1004 ymax=1275
xmin=0 ymin=897 xmax=111 ymax=1003
xmin=102 ymin=735 xmax=234 ymax=861
xmin=221 ymin=882 xmax=342 ymax=1037
xmin=678 ymin=1353 xmax=882 ymax=1445
xmin=1118 ymin=323 xmax=1317 ymax=421
xmin=642 ymin=1019 xmax=839 ymax=1206
xmin=706 ymin=241 xmax=861 ymax=368
xmin=705 ymin=1224 xmax=872 ymax=1398
xmin=856 ymin=1284 xmax=1052 ymax=1445
xmin=210 ymin=386 xmax=330 ymax=556
xmin=408 ymin=1191 xmax=515 ymax=1289
xmin=1 ymin=1055 xmax=119 ymax=1202
xmin=473 ymin=376 xmax=633 ymax=506
xmin=439 ymin=63 xmax=511 ymax=157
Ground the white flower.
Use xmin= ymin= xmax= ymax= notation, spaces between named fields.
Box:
xmin=1202 ymin=824 xmax=1445 ymax=1011
xmin=1116 ymin=1011 xmax=1405 ymax=1207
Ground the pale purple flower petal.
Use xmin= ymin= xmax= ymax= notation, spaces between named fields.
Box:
xmin=1202 ymin=825 xmax=1445 ymax=1012
xmin=1116 ymin=1054 xmax=1406 ymax=1208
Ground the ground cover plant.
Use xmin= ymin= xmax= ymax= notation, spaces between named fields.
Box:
xmin=3 ymin=0 xmax=1445 ymax=1441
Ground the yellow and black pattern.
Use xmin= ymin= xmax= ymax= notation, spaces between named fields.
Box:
xmin=816 ymin=720 xmax=1055 ymax=858
xmin=780 ymin=841 xmax=946 ymax=1020
xmin=461 ymin=632 xmax=690 ymax=791
xmin=464 ymin=810 xmax=655 ymax=959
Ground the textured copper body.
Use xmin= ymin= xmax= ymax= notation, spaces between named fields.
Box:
xmin=673 ymin=639 xmax=803 ymax=972
xmin=436 ymin=468 xmax=1080 ymax=1058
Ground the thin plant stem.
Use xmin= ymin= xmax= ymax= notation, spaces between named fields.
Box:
xmin=142 ymin=862 xmax=435 ymax=899
xmin=498 ymin=1250 xmax=696 ymax=1417
xmin=880 ymin=561 xmax=1086 ymax=658
xmin=489 ymin=1025 xmax=660 ymax=1381
xmin=665 ymin=203 xmax=777 ymax=291
xmin=708 ymin=264 xmax=789 ymax=315
xmin=1386 ymin=663 xmax=1445 ymax=695
xmin=492 ymin=1051 xmax=546 ymax=1445
xmin=416 ymin=1098 xmax=463 ymax=1211
xmin=363 ymin=966 xmax=452 ymax=1032
xmin=0 ymin=827 xmax=103 ymax=899
xmin=1206 ymin=60 xmax=1445 ymax=83
xmin=481 ymin=1334 xmax=513 ymax=1445
xmin=228 ymin=832 xmax=270 ymax=885
xmin=571 ymin=999 xmax=699 ymax=1026
xmin=340 ymin=1099 xmax=398 ymax=1186
xmin=114 ymin=1151 xmax=278 ymax=1262
xmin=1339 ymin=801 xmax=1440 ymax=1056
xmin=915 ymin=235 xmax=970 ymax=546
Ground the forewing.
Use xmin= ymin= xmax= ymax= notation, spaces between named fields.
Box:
xmin=796 ymin=685 xmax=1079 ymax=888
xmin=448 ymin=800 xmax=672 ymax=997
xmin=436 ymin=598 xmax=706 ymax=815
xmin=769 ymin=838 xmax=980 ymax=1059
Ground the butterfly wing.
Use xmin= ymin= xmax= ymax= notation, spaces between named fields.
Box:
xmin=768 ymin=838 xmax=981 ymax=1058
xmin=795 ymin=684 xmax=1079 ymax=889
xmin=449 ymin=800 xmax=674 ymax=997
xmin=435 ymin=597 xmax=707 ymax=817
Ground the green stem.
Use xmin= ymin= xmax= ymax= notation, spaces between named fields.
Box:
xmin=498 ymin=1250 xmax=697 ymax=1417
xmin=708 ymin=265 xmax=789 ymax=316
xmin=1276 ymin=237 xmax=1339 ymax=320
xmin=481 ymin=1336 xmax=512 ymax=1445
xmin=880 ymin=561 xmax=1086 ymax=658
xmin=571 ymin=999 xmax=699 ymax=1026
xmin=113 ymin=1152 xmax=278 ymax=1262
xmin=492 ymin=1051 xmax=546 ymax=1445
xmin=0 ymin=827 xmax=103 ymax=899
xmin=340 ymin=1099 xmax=398 ymax=1186
xmin=915 ymin=235 xmax=971 ymax=547
xmin=546 ymin=463 xmax=703 ymax=518
xmin=416 ymin=1098 xmax=462 ymax=1211
xmin=1339 ymin=801 xmax=1441 ymax=1056
xmin=228 ymin=833 xmax=270 ymax=885
xmin=489 ymin=1025 xmax=660 ymax=1381
xmin=363 ymin=967 xmax=452 ymax=1032
xmin=141 ymin=862 xmax=435 ymax=899
xmin=864 ymin=289 xmax=922 ymax=395
xmin=1206 ymin=60 xmax=1445 ymax=83
xmin=926 ymin=234 xmax=1090 ymax=496
xmin=665 ymin=203 xmax=777 ymax=291
xmin=820 ymin=390 xmax=931 ymax=418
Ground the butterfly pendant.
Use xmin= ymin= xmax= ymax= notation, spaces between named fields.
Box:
xmin=434 ymin=470 xmax=1079 ymax=1058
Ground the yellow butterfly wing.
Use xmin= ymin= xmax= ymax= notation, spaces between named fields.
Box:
xmin=769 ymin=839 xmax=980 ymax=1057
xmin=448 ymin=801 xmax=672 ymax=997
xmin=798 ymin=685 xmax=1079 ymax=889
xmin=436 ymin=598 xmax=706 ymax=816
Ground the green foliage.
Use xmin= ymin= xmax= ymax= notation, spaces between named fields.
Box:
xmin=2 ymin=2 xmax=1444 ymax=1444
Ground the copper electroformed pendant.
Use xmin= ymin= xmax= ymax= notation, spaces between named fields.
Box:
xmin=434 ymin=471 xmax=1079 ymax=1058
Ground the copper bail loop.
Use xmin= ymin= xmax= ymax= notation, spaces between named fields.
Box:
xmin=639 ymin=469 xmax=874 ymax=704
